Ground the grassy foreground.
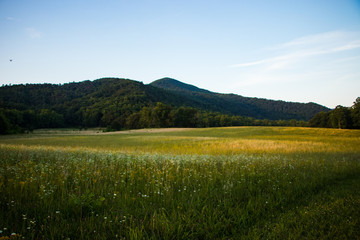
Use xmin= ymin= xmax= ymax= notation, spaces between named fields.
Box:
xmin=0 ymin=127 xmax=359 ymax=239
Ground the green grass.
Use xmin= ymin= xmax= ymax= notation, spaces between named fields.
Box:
xmin=0 ymin=127 xmax=359 ymax=239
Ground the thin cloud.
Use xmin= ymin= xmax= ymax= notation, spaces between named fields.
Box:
xmin=230 ymin=51 xmax=314 ymax=69
xmin=277 ymin=31 xmax=346 ymax=48
xmin=6 ymin=16 xmax=21 ymax=22
xmin=231 ymin=31 xmax=360 ymax=70
xmin=331 ymin=40 xmax=360 ymax=52
xmin=26 ymin=28 xmax=43 ymax=39
xmin=230 ymin=59 xmax=267 ymax=68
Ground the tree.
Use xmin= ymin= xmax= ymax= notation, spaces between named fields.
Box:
xmin=139 ymin=107 xmax=153 ymax=128
xmin=174 ymin=107 xmax=198 ymax=128
xmin=100 ymin=110 xmax=116 ymax=127
xmin=152 ymin=102 xmax=173 ymax=128
xmin=0 ymin=111 xmax=11 ymax=134
xmin=22 ymin=110 xmax=37 ymax=131
xmin=83 ymin=108 xmax=102 ymax=128
xmin=38 ymin=109 xmax=65 ymax=128
xmin=351 ymin=97 xmax=360 ymax=129
xmin=126 ymin=112 xmax=141 ymax=129
xmin=309 ymin=112 xmax=331 ymax=128
xmin=110 ymin=117 xmax=125 ymax=130
xmin=330 ymin=106 xmax=352 ymax=129
xmin=219 ymin=115 xmax=232 ymax=127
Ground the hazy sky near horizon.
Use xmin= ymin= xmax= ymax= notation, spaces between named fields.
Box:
xmin=1 ymin=0 xmax=360 ymax=108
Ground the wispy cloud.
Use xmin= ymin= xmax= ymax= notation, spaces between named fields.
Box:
xmin=6 ymin=16 xmax=20 ymax=21
xmin=230 ymin=31 xmax=360 ymax=70
xmin=26 ymin=27 xmax=43 ymax=39
xmin=230 ymin=59 xmax=267 ymax=68
xmin=274 ymin=31 xmax=346 ymax=49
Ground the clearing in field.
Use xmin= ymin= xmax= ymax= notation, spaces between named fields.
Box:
xmin=0 ymin=127 xmax=359 ymax=239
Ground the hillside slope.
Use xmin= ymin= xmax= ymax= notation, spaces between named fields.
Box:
xmin=150 ymin=78 xmax=329 ymax=120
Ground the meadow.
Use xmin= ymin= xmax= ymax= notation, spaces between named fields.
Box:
xmin=0 ymin=127 xmax=359 ymax=239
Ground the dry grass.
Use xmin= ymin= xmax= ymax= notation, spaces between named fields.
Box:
xmin=1 ymin=127 xmax=359 ymax=156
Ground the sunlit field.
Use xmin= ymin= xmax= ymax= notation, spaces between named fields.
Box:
xmin=1 ymin=127 xmax=359 ymax=239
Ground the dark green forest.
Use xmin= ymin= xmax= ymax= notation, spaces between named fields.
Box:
xmin=309 ymin=97 xmax=360 ymax=129
xmin=151 ymin=78 xmax=329 ymax=120
xmin=0 ymin=77 xmax=346 ymax=134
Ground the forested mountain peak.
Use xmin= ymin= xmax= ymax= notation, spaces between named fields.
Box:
xmin=150 ymin=78 xmax=210 ymax=94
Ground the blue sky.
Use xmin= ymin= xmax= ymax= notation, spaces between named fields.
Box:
xmin=1 ymin=0 xmax=360 ymax=108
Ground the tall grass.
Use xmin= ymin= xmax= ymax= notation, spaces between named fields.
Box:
xmin=0 ymin=127 xmax=359 ymax=239
xmin=1 ymin=127 xmax=359 ymax=155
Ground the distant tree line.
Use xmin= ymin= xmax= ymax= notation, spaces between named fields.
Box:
xmin=0 ymin=108 xmax=64 ymax=134
xmin=309 ymin=97 xmax=360 ymax=129
xmin=1 ymin=95 xmax=358 ymax=134
xmin=105 ymin=102 xmax=308 ymax=131
xmin=0 ymin=78 xmax=342 ymax=134
xmin=0 ymin=102 xmax=308 ymax=134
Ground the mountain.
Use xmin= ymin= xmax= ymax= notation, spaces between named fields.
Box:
xmin=151 ymin=77 xmax=211 ymax=94
xmin=0 ymin=78 xmax=213 ymax=116
xmin=150 ymin=78 xmax=329 ymax=120
xmin=0 ymin=77 xmax=330 ymax=133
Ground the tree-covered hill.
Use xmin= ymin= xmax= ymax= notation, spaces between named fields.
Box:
xmin=150 ymin=78 xmax=329 ymax=120
xmin=0 ymin=77 xmax=330 ymax=133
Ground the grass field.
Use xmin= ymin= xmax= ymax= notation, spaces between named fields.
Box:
xmin=0 ymin=127 xmax=359 ymax=239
